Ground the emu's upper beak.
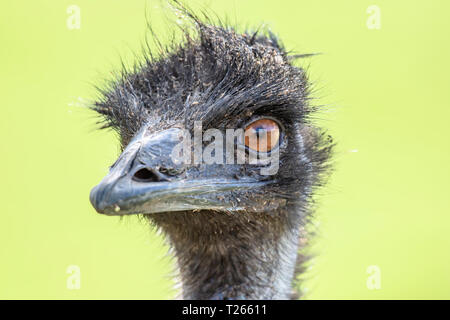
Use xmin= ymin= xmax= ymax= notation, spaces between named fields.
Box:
xmin=89 ymin=127 xmax=268 ymax=215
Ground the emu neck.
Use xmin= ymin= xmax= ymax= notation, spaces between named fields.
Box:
xmin=151 ymin=209 xmax=301 ymax=300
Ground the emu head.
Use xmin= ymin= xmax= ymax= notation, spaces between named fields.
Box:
xmin=89 ymin=19 xmax=332 ymax=299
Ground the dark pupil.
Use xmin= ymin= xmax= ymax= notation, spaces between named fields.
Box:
xmin=254 ymin=126 xmax=266 ymax=134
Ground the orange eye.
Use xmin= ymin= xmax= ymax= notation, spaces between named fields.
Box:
xmin=244 ymin=119 xmax=280 ymax=152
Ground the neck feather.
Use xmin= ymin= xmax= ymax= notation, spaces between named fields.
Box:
xmin=150 ymin=209 xmax=302 ymax=299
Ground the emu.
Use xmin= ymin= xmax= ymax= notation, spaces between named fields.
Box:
xmin=89 ymin=9 xmax=332 ymax=300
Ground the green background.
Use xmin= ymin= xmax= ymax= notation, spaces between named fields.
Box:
xmin=1 ymin=0 xmax=449 ymax=299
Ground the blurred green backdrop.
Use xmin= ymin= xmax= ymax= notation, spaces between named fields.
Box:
xmin=1 ymin=0 xmax=449 ymax=299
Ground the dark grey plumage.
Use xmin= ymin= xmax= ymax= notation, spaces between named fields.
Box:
xmin=90 ymin=6 xmax=333 ymax=299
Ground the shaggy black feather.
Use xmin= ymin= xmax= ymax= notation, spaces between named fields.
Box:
xmin=91 ymin=3 xmax=333 ymax=299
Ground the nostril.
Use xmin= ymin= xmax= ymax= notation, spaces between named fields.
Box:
xmin=132 ymin=168 xmax=160 ymax=182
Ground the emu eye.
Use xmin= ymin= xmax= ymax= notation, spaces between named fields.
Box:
xmin=244 ymin=119 xmax=280 ymax=152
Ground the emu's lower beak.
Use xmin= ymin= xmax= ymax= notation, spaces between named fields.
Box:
xmin=89 ymin=127 xmax=268 ymax=215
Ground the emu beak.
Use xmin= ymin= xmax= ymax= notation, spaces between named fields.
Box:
xmin=89 ymin=127 xmax=269 ymax=215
